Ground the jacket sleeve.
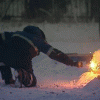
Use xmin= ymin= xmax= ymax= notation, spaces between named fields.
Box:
xmin=32 ymin=37 xmax=82 ymax=67
xmin=47 ymin=47 xmax=77 ymax=66
xmin=32 ymin=37 xmax=52 ymax=54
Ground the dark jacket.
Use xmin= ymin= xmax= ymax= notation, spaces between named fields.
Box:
xmin=0 ymin=26 xmax=80 ymax=70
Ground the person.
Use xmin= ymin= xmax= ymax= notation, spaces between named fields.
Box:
xmin=0 ymin=26 xmax=83 ymax=87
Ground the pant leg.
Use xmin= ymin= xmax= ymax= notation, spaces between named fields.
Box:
xmin=1 ymin=36 xmax=37 ymax=86
xmin=0 ymin=44 xmax=13 ymax=81
xmin=0 ymin=66 xmax=12 ymax=80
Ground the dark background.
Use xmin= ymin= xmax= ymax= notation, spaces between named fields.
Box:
xmin=0 ymin=0 xmax=99 ymax=23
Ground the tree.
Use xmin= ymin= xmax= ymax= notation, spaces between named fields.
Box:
xmin=1 ymin=0 xmax=14 ymax=20
xmin=71 ymin=0 xmax=78 ymax=23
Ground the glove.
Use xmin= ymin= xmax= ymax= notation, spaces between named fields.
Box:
xmin=74 ymin=61 xmax=83 ymax=68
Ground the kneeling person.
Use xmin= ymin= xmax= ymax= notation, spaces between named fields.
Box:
xmin=0 ymin=26 xmax=82 ymax=87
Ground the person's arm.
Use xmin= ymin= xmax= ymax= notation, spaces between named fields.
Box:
xmin=47 ymin=47 xmax=82 ymax=67
xmin=33 ymin=38 xmax=82 ymax=67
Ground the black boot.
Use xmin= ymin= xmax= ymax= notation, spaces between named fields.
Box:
xmin=5 ymin=78 xmax=15 ymax=85
xmin=0 ymin=66 xmax=15 ymax=84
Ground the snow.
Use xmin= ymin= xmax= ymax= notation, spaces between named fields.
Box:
xmin=0 ymin=21 xmax=100 ymax=100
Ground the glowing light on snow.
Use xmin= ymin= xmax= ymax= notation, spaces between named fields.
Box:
xmin=61 ymin=50 xmax=100 ymax=88
xmin=76 ymin=71 xmax=98 ymax=88
xmin=74 ymin=50 xmax=100 ymax=88
xmin=39 ymin=71 xmax=98 ymax=89
xmin=37 ymin=50 xmax=100 ymax=89
xmin=57 ymin=72 xmax=98 ymax=89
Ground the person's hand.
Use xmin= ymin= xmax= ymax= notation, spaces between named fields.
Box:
xmin=75 ymin=61 xmax=83 ymax=68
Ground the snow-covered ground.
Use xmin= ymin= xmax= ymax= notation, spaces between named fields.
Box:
xmin=0 ymin=21 xmax=100 ymax=100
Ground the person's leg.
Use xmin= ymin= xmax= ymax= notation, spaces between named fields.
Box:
xmin=0 ymin=46 xmax=15 ymax=84
xmin=4 ymin=36 xmax=37 ymax=87
xmin=0 ymin=65 xmax=15 ymax=84
xmin=26 ymin=66 xmax=37 ymax=87
xmin=0 ymin=62 xmax=6 ymax=80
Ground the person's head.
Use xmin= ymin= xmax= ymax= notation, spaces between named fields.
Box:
xmin=23 ymin=26 xmax=46 ymax=41
xmin=39 ymin=29 xmax=46 ymax=40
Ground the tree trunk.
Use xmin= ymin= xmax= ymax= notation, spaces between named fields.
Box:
xmin=52 ymin=0 xmax=55 ymax=14
xmin=1 ymin=0 xmax=14 ymax=20
xmin=77 ymin=0 xmax=79 ymax=17
xmin=52 ymin=0 xmax=55 ymax=22
xmin=88 ymin=0 xmax=91 ymax=17
xmin=85 ymin=0 xmax=89 ymax=23
xmin=24 ymin=0 xmax=30 ymax=18
xmin=71 ymin=0 xmax=78 ymax=23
